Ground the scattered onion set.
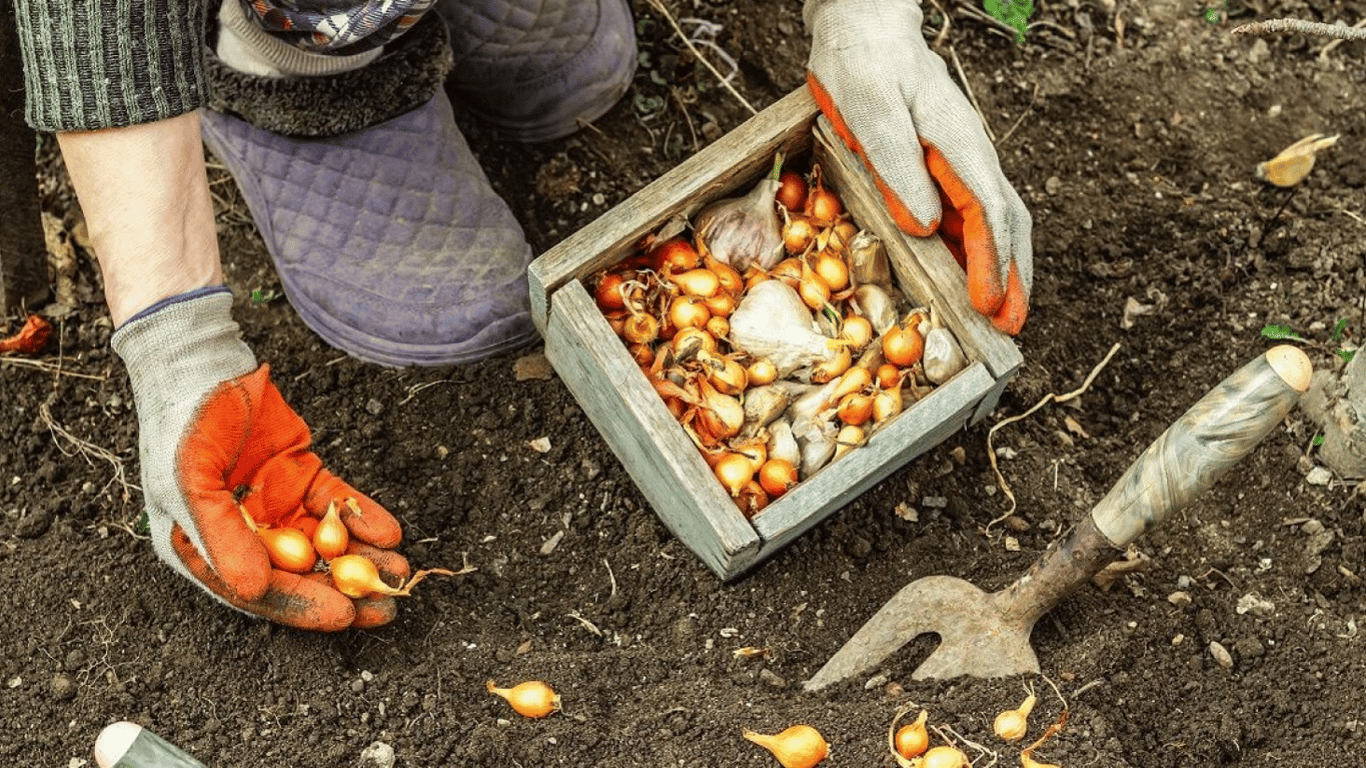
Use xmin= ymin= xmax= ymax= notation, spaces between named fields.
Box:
xmin=590 ymin=157 xmax=968 ymax=519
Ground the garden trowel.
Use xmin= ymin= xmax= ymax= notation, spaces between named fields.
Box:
xmin=804 ymin=345 xmax=1312 ymax=691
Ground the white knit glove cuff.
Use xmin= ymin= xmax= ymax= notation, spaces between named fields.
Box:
xmin=216 ymin=0 xmax=383 ymax=78
xmin=803 ymin=0 xmax=923 ymax=38
xmin=111 ymin=288 xmax=257 ymax=582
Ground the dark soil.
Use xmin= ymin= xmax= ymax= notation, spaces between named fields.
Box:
xmin=4 ymin=1 xmax=1366 ymax=766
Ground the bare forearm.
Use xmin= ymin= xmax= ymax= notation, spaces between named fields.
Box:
xmin=57 ymin=111 xmax=222 ymax=326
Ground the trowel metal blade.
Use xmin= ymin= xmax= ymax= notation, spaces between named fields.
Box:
xmin=803 ymin=575 xmax=1040 ymax=691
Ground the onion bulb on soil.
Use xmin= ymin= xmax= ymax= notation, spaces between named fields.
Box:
xmin=994 ymin=691 xmax=1037 ymax=743
xmin=312 ymin=500 xmax=349 ymax=561
xmin=486 ymin=680 xmax=561 ymax=718
xmin=743 ymin=725 xmax=829 ymax=768
xmin=258 ymin=527 xmax=317 ymax=574
xmin=891 ymin=709 xmax=929 ymax=760
xmin=920 ymin=745 xmax=969 ymax=768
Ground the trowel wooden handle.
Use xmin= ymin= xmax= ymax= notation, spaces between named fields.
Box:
xmin=1089 ymin=345 xmax=1311 ymax=548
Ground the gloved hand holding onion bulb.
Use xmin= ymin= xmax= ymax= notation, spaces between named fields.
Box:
xmin=589 ymin=155 xmax=969 ymax=519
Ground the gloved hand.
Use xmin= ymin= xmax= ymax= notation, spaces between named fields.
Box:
xmin=112 ymin=288 xmax=409 ymax=631
xmin=804 ymin=0 xmax=1033 ymax=335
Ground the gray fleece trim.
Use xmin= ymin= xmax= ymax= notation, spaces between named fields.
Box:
xmin=204 ymin=11 xmax=453 ymax=138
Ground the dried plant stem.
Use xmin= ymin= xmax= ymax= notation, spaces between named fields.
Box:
xmin=949 ymin=45 xmax=996 ymax=143
xmin=39 ymin=392 xmax=137 ymax=503
xmin=1232 ymin=18 xmax=1366 ymax=40
xmin=985 ymin=342 xmax=1121 ymax=531
xmin=644 ymin=0 xmax=758 ymax=116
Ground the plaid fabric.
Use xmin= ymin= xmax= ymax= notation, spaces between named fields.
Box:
xmin=237 ymin=0 xmax=437 ymax=54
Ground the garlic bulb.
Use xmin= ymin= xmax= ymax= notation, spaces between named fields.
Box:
xmin=694 ymin=155 xmax=786 ymax=272
xmin=767 ymin=418 xmax=801 ymax=469
xmin=794 ymin=417 xmax=838 ymax=477
xmin=851 ymin=284 xmax=898 ymax=335
xmin=846 ymin=230 xmax=893 ymax=292
xmin=923 ymin=327 xmax=967 ymax=384
xmin=730 ymin=280 xmax=838 ymax=377
xmin=743 ymin=385 xmax=793 ymax=430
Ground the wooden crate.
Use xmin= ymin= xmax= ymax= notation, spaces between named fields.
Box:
xmin=528 ymin=86 xmax=1022 ymax=580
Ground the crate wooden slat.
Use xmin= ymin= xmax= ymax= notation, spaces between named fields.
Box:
xmin=748 ymin=362 xmax=994 ymax=561
xmin=529 ymin=87 xmax=821 ymax=334
xmin=544 ymin=278 xmax=762 ymax=576
xmin=530 ymin=84 xmax=1022 ymax=580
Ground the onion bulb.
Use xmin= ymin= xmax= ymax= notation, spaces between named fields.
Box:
xmin=623 ymin=312 xmax=660 ymax=345
xmin=312 ymin=500 xmax=350 ymax=561
xmin=777 ymin=170 xmax=808 ymax=212
xmin=872 ymin=386 xmax=903 ymax=426
xmin=594 ymin=273 xmax=627 ymax=311
xmin=833 ymin=424 xmax=865 ymax=461
xmin=892 ymin=709 xmax=929 ymax=760
xmin=994 ymin=691 xmax=1036 ymax=743
xmin=329 ymin=554 xmax=459 ymax=599
xmin=812 ymin=251 xmax=849 ymax=293
xmin=704 ymin=291 xmax=738 ymax=318
xmin=486 ymin=680 xmax=561 ymax=718
xmin=840 ymin=315 xmax=873 ymax=349
xmin=669 ymin=268 xmax=721 ymax=298
xmin=810 ymin=347 xmax=852 ymax=384
xmin=783 ymin=214 xmax=818 ymax=256
xmin=882 ymin=323 xmax=925 ymax=368
xmin=655 ymin=238 xmax=700 ymax=270
xmin=743 ymin=725 xmax=829 ymax=768
xmin=669 ymin=295 xmax=711 ymax=331
xmin=807 ymin=185 xmax=843 ymax=226
xmin=797 ymin=260 xmax=831 ymax=312
xmin=747 ymin=358 xmax=778 ymax=386
xmin=258 ymin=527 xmax=317 ymax=574
xmin=837 ymin=392 xmax=874 ymax=426
xmin=673 ymin=327 xmax=717 ymax=358
xmin=759 ymin=458 xmax=798 ymax=497
xmin=704 ymin=253 xmax=745 ymax=295
xmin=876 ymin=363 xmax=903 ymax=389
xmin=714 ymin=451 xmax=756 ymax=496
xmin=736 ymin=480 xmax=771 ymax=519
xmin=920 ymin=746 xmax=969 ymax=768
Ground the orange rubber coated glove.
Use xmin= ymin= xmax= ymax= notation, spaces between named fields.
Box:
xmin=112 ymin=288 xmax=408 ymax=631
xmin=804 ymin=0 xmax=1033 ymax=334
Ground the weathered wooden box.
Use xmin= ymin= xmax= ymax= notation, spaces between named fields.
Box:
xmin=528 ymin=86 xmax=1021 ymax=580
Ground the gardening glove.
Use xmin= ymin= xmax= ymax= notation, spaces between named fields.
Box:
xmin=111 ymin=287 xmax=410 ymax=631
xmin=804 ymin=0 xmax=1033 ymax=335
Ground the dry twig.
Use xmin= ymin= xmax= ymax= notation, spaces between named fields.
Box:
xmin=644 ymin=0 xmax=757 ymax=116
xmin=985 ymin=342 xmax=1121 ymax=531
xmin=0 ymin=356 xmax=108 ymax=381
xmin=1233 ymin=17 xmax=1366 ymax=41
xmin=949 ymin=45 xmax=996 ymax=143
xmin=39 ymin=392 xmax=137 ymax=504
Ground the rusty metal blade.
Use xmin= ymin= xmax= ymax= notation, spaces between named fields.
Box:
xmin=803 ymin=576 xmax=1039 ymax=691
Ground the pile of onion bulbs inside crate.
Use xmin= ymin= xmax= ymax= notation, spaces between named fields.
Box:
xmin=590 ymin=155 xmax=968 ymax=519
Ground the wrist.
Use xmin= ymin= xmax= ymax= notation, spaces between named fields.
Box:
xmin=804 ymin=0 xmax=925 ymax=40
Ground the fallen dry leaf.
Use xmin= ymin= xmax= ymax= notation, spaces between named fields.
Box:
xmin=0 ymin=315 xmax=52 ymax=356
xmin=1257 ymin=133 xmax=1339 ymax=188
xmin=1064 ymin=415 xmax=1090 ymax=439
xmin=1122 ymin=296 xmax=1153 ymax=330
xmin=514 ymin=352 xmax=555 ymax=381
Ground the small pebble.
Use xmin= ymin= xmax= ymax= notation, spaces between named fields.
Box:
xmin=50 ymin=673 xmax=76 ymax=702
xmin=1167 ymin=591 xmax=1192 ymax=607
xmin=759 ymin=669 xmax=787 ymax=688
xmin=1306 ymin=467 xmax=1333 ymax=486
xmin=358 ymin=741 xmax=395 ymax=768
xmin=864 ymin=673 xmax=889 ymax=690
xmin=1045 ymin=176 xmax=1062 ymax=195
xmin=365 ymin=398 xmax=384 ymax=416
xmin=922 ymin=496 xmax=948 ymax=509
xmin=1301 ymin=519 xmax=1325 ymax=535
xmin=1209 ymin=641 xmax=1234 ymax=669
xmin=1004 ymin=516 xmax=1030 ymax=532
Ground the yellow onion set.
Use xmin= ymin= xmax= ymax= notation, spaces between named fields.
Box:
xmin=240 ymin=498 xmax=461 ymax=599
xmin=590 ymin=159 xmax=966 ymax=519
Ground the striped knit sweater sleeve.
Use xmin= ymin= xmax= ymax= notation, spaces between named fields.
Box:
xmin=13 ymin=0 xmax=209 ymax=132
